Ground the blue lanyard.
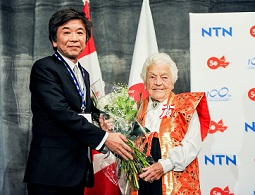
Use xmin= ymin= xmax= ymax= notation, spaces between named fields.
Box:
xmin=54 ymin=52 xmax=86 ymax=112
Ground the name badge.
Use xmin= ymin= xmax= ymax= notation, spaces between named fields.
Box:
xmin=78 ymin=113 xmax=92 ymax=123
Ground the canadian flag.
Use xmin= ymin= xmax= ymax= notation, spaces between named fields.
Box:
xmin=79 ymin=0 xmax=105 ymax=98
xmin=84 ymin=151 xmax=119 ymax=195
xmin=128 ymin=0 xmax=158 ymax=101
xmin=81 ymin=1 xmax=119 ymax=195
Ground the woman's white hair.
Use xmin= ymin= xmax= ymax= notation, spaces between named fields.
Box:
xmin=140 ymin=52 xmax=178 ymax=84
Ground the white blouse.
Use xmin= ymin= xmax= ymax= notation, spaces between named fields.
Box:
xmin=144 ymin=98 xmax=202 ymax=173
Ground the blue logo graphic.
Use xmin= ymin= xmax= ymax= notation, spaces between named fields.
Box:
xmin=248 ymin=57 xmax=255 ymax=69
xmin=245 ymin=122 xmax=255 ymax=132
xmin=205 ymin=154 xmax=237 ymax=166
xmin=202 ymin=27 xmax=233 ymax=37
xmin=207 ymin=87 xmax=231 ymax=101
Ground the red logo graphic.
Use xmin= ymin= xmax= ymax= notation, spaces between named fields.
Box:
xmin=209 ymin=120 xmax=228 ymax=134
xmin=159 ymin=104 xmax=174 ymax=119
xmin=250 ymin=25 xmax=255 ymax=37
xmin=207 ymin=56 xmax=230 ymax=69
xmin=210 ymin=186 xmax=234 ymax=195
xmin=248 ymin=88 xmax=255 ymax=101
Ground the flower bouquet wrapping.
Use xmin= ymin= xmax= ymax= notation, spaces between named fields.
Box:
xmin=92 ymin=83 xmax=152 ymax=194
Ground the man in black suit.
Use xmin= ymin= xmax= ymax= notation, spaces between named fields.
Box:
xmin=23 ymin=8 xmax=133 ymax=195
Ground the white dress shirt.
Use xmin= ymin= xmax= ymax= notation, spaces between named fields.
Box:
xmin=57 ymin=51 xmax=108 ymax=150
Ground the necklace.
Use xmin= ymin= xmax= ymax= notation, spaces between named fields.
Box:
xmin=152 ymin=100 xmax=159 ymax=109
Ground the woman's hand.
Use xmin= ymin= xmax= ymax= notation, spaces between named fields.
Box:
xmin=139 ymin=162 xmax=164 ymax=183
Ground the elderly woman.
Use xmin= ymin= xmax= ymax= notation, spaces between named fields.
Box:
xmin=132 ymin=53 xmax=211 ymax=195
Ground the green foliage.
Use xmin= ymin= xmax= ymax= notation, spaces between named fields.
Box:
xmin=95 ymin=83 xmax=150 ymax=192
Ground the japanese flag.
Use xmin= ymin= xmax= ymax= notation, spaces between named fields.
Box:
xmin=128 ymin=0 xmax=158 ymax=101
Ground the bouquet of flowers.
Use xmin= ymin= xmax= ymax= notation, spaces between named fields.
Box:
xmin=92 ymin=83 xmax=151 ymax=194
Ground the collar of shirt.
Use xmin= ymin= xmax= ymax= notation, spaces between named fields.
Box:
xmin=57 ymin=51 xmax=78 ymax=70
xmin=148 ymin=97 xmax=167 ymax=110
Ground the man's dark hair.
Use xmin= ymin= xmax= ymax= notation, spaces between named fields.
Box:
xmin=49 ymin=8 xmax=92 ymax=51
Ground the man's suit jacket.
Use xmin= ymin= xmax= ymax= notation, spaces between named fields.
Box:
xmin=23 ymin=53 xmax=106 ymax=187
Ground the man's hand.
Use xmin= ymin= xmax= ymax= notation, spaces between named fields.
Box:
xmin=99 ymin=114 xmax=113 ymax=132
xmin=104 ymin=133 xmax=133 ymax=160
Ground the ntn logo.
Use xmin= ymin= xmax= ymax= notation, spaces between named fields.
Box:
xmin=202 ymin=27 xmax=232 ymax=37
xmin=245 ymin=122 xmax=255 ymax=132
xmin=205 ymin=154 xmax=236 ymax=165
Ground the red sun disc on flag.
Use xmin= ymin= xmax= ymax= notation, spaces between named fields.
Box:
xmin=128 ymin=83 xmax=149 ymax=102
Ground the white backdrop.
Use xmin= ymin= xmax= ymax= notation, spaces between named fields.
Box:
xmin=190 ymin=12 xmax=255 ymax=195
